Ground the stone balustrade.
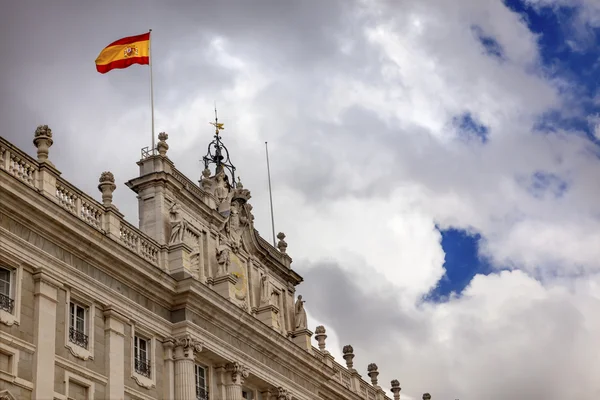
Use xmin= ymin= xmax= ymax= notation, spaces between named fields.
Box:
xmin=0 ymin=135 xmax=162 ymax=268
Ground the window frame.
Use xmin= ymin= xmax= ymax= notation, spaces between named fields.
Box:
xmin=130 ymin=324 xmax=156 ymax=389
xmin=64 ymin=288 xmax=95 ymax=361
xmin=0 ymin=259 xmax=22 ymax=327
xmin=195 ymin=364 xmax=208 ymax=400
xmin=64 ymin=371 xmax=95 ymax=400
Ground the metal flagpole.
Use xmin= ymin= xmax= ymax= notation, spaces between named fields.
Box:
xmin=149 ymin=28 xmax=155 ymax=154
xmin=265 ymin=142 xmax=276 ymax=247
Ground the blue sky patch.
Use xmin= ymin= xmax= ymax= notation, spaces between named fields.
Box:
xmin=471 ymin=25 xmax=505 ymax=60
xmin=425 ymin=228 xmax=493 ymax=302
xmin=525 ymin=170 xmax=569 ymax=199
xmin=505 ymin=0 xmax=600 ymax=142
xmin=452 ymin=112 xmax=489 ymax=144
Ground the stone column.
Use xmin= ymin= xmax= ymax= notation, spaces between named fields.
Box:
xmin=32 ymin=271 xmax=61 ymax=400
xmin=173 ymin=334 xmax=203 ymax=400
xmin=104 ymin=307 xmax=127 ymax=400
xmin=223 ymin=362 xmax=249 ymax=400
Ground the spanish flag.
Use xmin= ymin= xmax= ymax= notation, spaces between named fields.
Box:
xmin=95 ymin=32 xmax=150 ymax=74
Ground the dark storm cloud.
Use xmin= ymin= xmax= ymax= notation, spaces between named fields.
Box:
xmin=299 ymin=261 xmax=430 ymax=348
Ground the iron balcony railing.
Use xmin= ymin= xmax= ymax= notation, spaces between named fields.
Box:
xmin=196 ymin=388 xmax=209 ymax=400
xmin=135 ymin=357 xmax=151 ymax=378
xmin=0 ymin=293 xmax=14 ymax=313
xmin=69 ymin=327 xmax=89 ymax=349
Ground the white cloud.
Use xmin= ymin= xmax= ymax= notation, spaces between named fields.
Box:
xmin=3 ymin=1 xmax=600 ymax=399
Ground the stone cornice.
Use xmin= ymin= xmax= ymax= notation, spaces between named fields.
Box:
xmin=173 ymin=279 xmax=336 ymax=385
xmin=0 ymin=173 xmax=177 ymax=311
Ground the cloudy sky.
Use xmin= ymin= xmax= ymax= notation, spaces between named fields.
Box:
xmin=3 ymin=0 xmax=600 ymax=398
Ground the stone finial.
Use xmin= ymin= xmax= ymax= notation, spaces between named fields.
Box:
xmin=422 ymin=394 xmax=431 ymax=400
xmin=314 ymin=325 xmax=327 ymax=351
xmin=98 ymin=171 xmax=116 ymax=206
xmin=367 ymin=363 xmax=379 ymax=386
xmin=277 ymin=232 xmax=288 ymax=253
xmin=157 ymin=132 xmax=169 ymax=156
xmin=391 ymin=380 xmax=401 ymax=400
xmin=33 ymin=125 xmax=53 ymax=162
xmin=342 ymin=345 xmax=355 ymax=369
xmin=236 ymin=176 xmax=244 ymax=189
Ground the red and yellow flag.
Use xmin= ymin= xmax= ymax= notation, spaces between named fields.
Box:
xmin=95 ymin=32 xmax=150 ymax=74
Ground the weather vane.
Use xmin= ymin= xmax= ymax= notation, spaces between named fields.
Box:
xmin=209 ymin=104 xmax=224 ymax=136
xmin=202 ymin=103 xmax=237 ymax=187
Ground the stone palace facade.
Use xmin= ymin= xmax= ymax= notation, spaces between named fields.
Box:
xmin=0 ymin=125 xmax=418 ymax=400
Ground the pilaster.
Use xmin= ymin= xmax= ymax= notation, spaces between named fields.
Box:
xmin=255 ymin=304 xmax=280 ymax=331
xmin=168 ymin=242 xmax=193 ymax=280
xmin=162 ymin=338 xmax=175 ymax=400
xmin=212 ymin=274 xmax=238 ymax=302
xmin=37 ymin=161 xmax=59 ymax=199
xmin=104 ymin=307 xmax=127 ymax=400
xmin=32 ymin=270 xmax=61 ymax=400
xmin=173 ymin=334 xmax=203 ymax=400
xmin=103 ymin=205 xmax=124 ymax=241
xmin=291 ymin=328 xmax=314 ymax=354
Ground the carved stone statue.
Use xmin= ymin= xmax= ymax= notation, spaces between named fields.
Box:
xmin=294 ymin=295 xmax=307 ymax=330
xmin=216 ymin=246 xmax=230 ymax=277
xmin=214 ymin=171 xmax=229 ymax=205
xmin=168 ymin=203 xmax=187 ymax=244
xmin=258 ymin=268 xmax=270 ymax=306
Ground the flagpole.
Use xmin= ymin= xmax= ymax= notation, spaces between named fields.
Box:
xmin=149 ymin=28 xmax=155 ymax=154
xmin=265 ymin=141 xmax=276 ymax=247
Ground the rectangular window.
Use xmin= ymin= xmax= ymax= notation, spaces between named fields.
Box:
xmin=69 ymin=302 xmax=88 ymax=349
xmin=195 ymin=364 xmax=208 ymax=400
xmin=134 ymin=336 xmax=151 ymax=377
xmin=0 ymin=267 xmax=14 ymax=313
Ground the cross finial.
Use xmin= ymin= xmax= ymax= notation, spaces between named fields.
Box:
xmin=209 ymin=103 xmax=224 ymax=136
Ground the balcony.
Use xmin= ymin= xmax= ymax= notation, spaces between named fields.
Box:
xmin=135 ymin=357 xmax=151 ymax=378
xmin=196 ymin=388 xmax=209 ymax=400
xmin=69 ymin=327 xmax=89 ymax=349
xmin=0 ymin=293 xmax=14 ymax=313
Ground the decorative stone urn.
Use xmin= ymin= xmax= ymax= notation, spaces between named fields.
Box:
xmin=391 ymin=379 xmax=401 ymax=400
xmin=98 ymin=171 xmax=116 ymax=206
xmin=157 ymin=132 xmax=169 ymax=156
xmin=342 ymin=345 xmax=355 ymax=369
xmin=277 ymin=232 xmax=288 ymax=253
xmin=367 ymin=363 xmax=379 ymax=386
xmin=33 ymin=125 xmax=53 ymax=162
xmin=314 ymin=325 xmax=327 ymax=351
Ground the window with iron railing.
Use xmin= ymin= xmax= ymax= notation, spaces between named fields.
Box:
xmin=134 ymin=336 xmax=151 ymax=378
xmin=69 ymin=302 xmax=88 ymax=349
xmin=195 ymin=364 xmax=208 ymax=399
xmin=0 ymin=267 xmax=14 ymax=314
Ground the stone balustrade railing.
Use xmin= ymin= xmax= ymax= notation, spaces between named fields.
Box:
xmin=311 ymin=344 xmax=382 ymax=400
xmin=0 ymin=136 xmax=162 ymax=268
